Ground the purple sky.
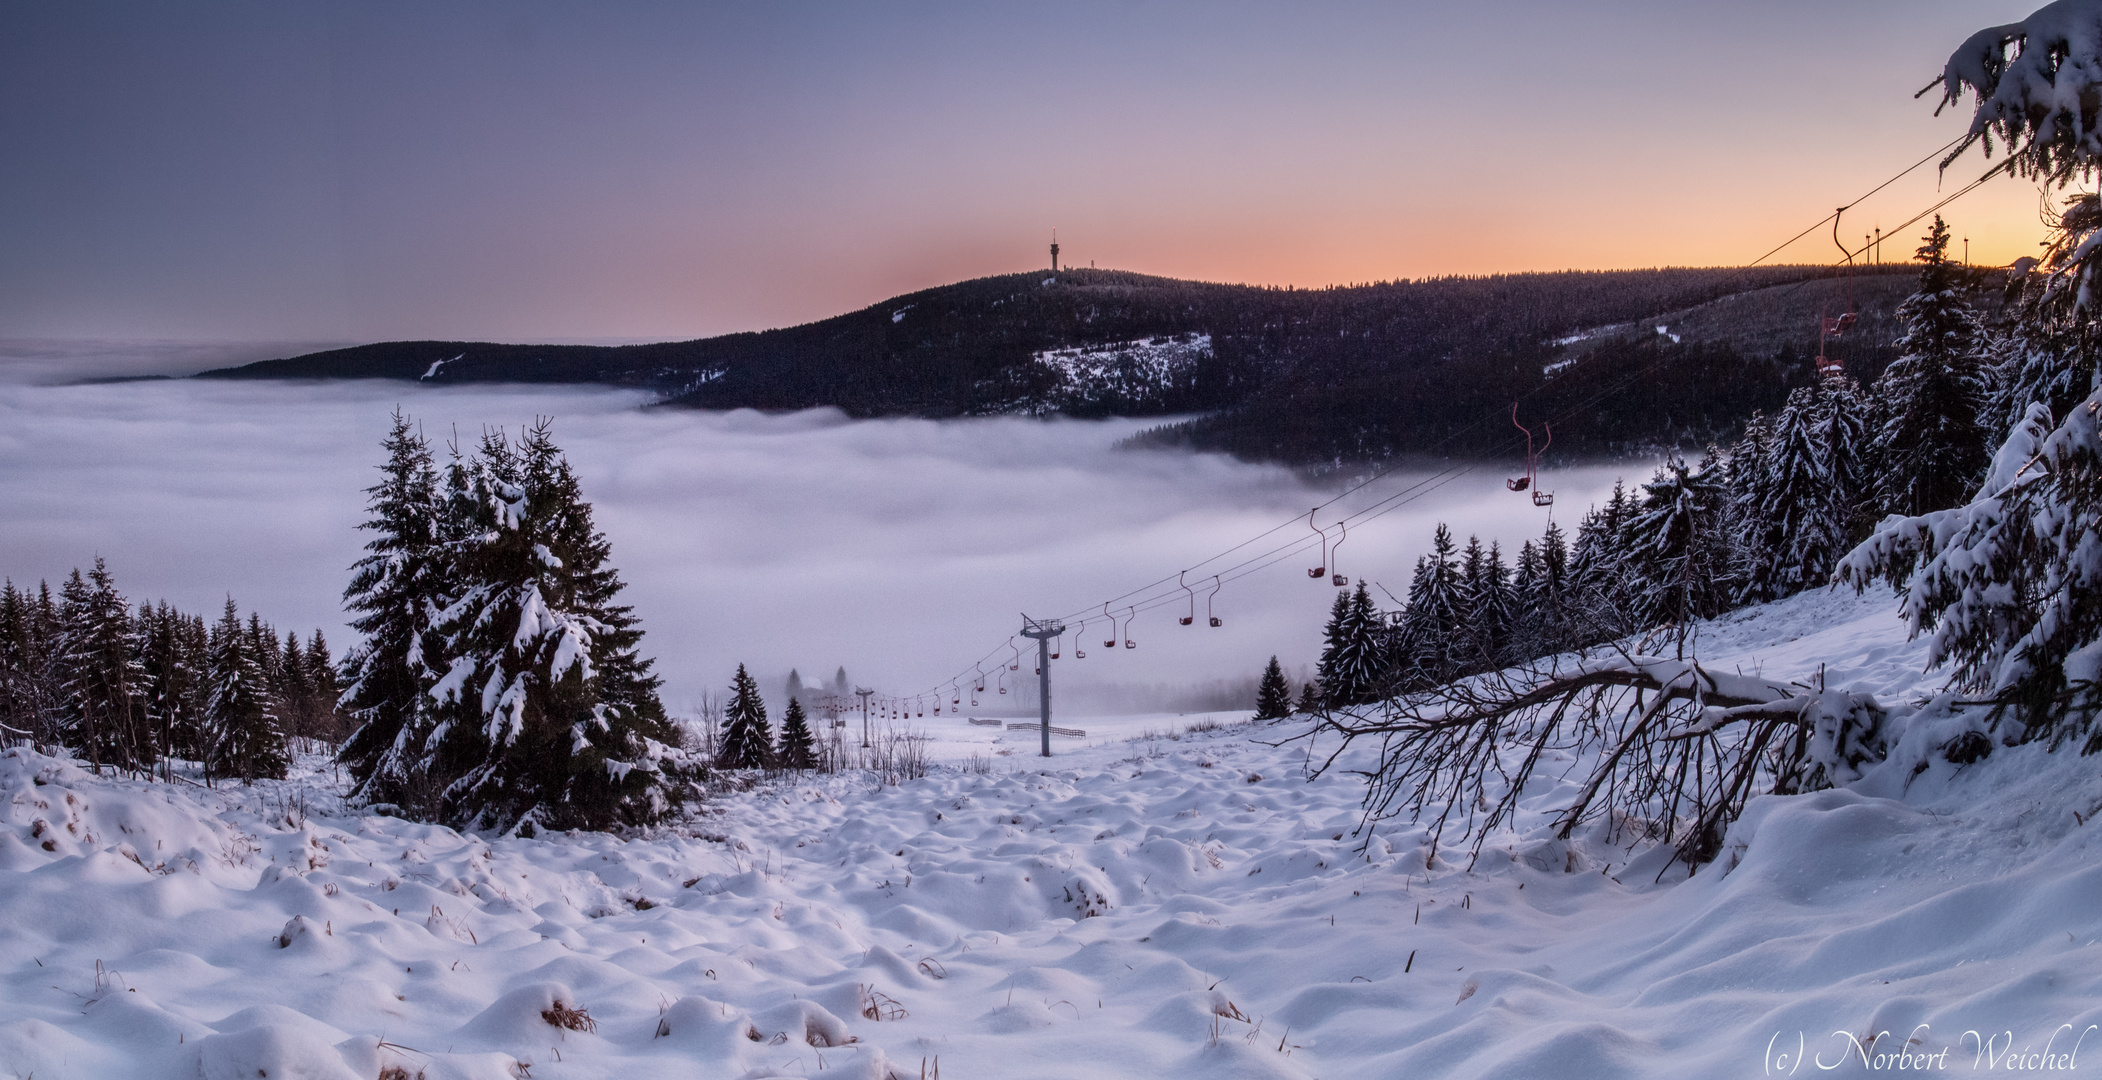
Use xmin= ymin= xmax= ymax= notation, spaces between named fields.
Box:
xmin=0 ymin=0 xmax=2051 ymax=345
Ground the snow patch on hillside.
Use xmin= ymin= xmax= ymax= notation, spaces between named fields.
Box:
xmin=1032 ymin=333 xmax=1211 ymax=411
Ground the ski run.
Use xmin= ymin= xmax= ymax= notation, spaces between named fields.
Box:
xmin=2 ymin=585 xmax=2099 ymax=1080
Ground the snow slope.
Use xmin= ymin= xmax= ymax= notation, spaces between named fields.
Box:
xmin=4 ymin=589 xmax=2101 ymax=1079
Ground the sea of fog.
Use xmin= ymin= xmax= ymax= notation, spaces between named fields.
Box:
xmin=0 ymin=342 xmax=1639 ymax=716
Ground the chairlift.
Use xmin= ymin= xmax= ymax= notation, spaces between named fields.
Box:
xmin=1330 ymin=521 xmax=1349 ymax=587
xmin=1508 ymin=404 xmax=1554 ymax=508
xmin=1179 ymin=571 xmax=1196 ymax=625
xmin=1123 ymin=606 xmax=1137 ymax=649
xmin=1073 ymin=619 xmax=1087 ymax=659
xmin=998 ymin=670 xmax=1008 ymax=695
xmin=1206 ymin=575 xmax=1223 ymax=627
xmin=1007 ymin=639 xmax=1021 ymax=672
xmin=1050 ymin=628 xmax=1061 ymax=660
xmin=1103 ymin=604 xmax=1118 ymax=649
xmin=951 ymin=683 xmax=961 ymax=705
xmin=1816 ymin=207 xmax=1860 ymax=378
xmin=974 ymin=664 xmax=986 ymax=693
xmin=1305 ymin=510 xmax=1329 ymax=579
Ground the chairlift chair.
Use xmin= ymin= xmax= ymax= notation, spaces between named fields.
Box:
xmin=1206 ymin=575 xmax=1223 ymax=627
xmin=1509 ymin=404 xmax=1554 ymax=508
xmin=1816 ymin=208 xmax=1861 ymax=378
xmin=1179 ymin=571 xmax=1196 ymax=625
xmin=1123 ymin=606 xmax=1138 ymax=649
xmin=1073 ymin=619 xmax=1087 ymax=659
xmin=1103 ymin=604 xmax=1118 ymax=649
xmin=1305 ymin=510 xmax=1329 ymax=579
xmin=1330 ymin=521 xmax=1349 ymax=587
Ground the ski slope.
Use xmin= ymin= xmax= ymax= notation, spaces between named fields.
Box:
xmin=3 ymin=588 xmax=2100 ymax=1079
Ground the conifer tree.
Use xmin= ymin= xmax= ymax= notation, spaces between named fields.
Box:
xmin=1254 ymin=656 xmax=1292 ymax=720
xmin=1295 ymin=678 xmax=1323 ymax=716
xmin=1396 ymin=525 xmax=1464 ymax=688
xmin=778 ymin=696 xmax=816 ymax=769
xmin=137 ymin=601 xmax=202 ymax=774
xmin=1314 ymin=589 xmax=1352 ymax=705
xmin=0 ymin=580 xmax=59 ymax=750
xmin=338 ymin=410 xmax=446 ymax=807
xmin=1624 ymin=456 xmax=1733 ymax=631
xmin=427 ymin=422 xmax=689 ymax=831
xmin=1458 ymin=537 xmax=1514 ymax=671
xmin=1317 ymin=583 xmax=1385 ymax=706
xmin=276 ymin=629 xmax=311 ymax=738
xmin=304 ymin=631 xmax=344 ymax=742
xmin=1737 ymin=380 xmax=1870 ymax=597
xmin=718 ymin=663 xmax=773 ymax=768
xmin=57 ymin=560 xmax=148 ymax=772
xmin=1872 ymin=217 xmax=1992 ymax=518
xmin=1567 ymin=482 xmax=1638 ymax=629
xmin=207 ymin=598 xmax=287 ymax=781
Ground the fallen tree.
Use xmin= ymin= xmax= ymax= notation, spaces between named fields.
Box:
xmin=1307 ymin=651 xmax=1887 ymax=870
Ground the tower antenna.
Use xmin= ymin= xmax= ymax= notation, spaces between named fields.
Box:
xmin=1050 ymin=228 xmax=1060 ymax=273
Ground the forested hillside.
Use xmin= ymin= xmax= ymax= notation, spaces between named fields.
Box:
xmin=201 ymin=264 xmax=1919 ymax=464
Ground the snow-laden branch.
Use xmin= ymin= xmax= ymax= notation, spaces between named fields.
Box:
xmin=1941 ymin=0 xmax=2102 ymax=183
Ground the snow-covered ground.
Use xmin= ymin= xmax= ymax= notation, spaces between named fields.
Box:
xmin=5 ymin=588 xmax=2102 ymax=1080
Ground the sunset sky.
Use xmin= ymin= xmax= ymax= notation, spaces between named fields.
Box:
xmin=0 ymin=0 xmax=2060 ymax=345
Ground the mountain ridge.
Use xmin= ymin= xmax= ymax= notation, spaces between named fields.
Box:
xmin=199 ymin=263 xmax=1921 ymax=463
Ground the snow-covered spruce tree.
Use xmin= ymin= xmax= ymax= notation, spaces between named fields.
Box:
xmin=0 ymin=580 xmax=62 ymax=750
xmin=303 ymin=631 xmax=344 ymax=742
xmin=1338 ymin=582 xmax=1387 ymax=705
xmin=1530 ymin=520 xmax=1577 ymax=654
xmin=1254 ymin=655 xmax=1293 ymax=720
xmin=136 ymin=601 xmax=204 ymax=775
xmin=1872 ymin=217 xmax=1992 ymax=518
xmin=1394 ymin=525 xmax=1464 ymax=689
xmin=1457 ymin=537 xmax=1514 ymax=671
xmin=778 ymin=696 xmax=816 ymax=769
xmin=1841 ymin=390 xmax=2102 ymax=746
xmin=56 ymin=560 xmax=149 ymax=773
xmin=425 ymin=422 xmax=690 ymax=832
xmin=1314 ymin=589 xmax=1353 ymax=705
xmin=206 ymin=598 xmax=287 ymax=782
xmin=1736 ymin=381 xmax=1871 ymax=596
xmin=1624 ymin=454 xmax=1735 ymax=632
xmin=717 ymin=663 xmax=772 ymax=769
xmin=1295 ymin=678 xmax=1324 ymax=716
xmin=1566 ymin=481 xmax=1639 ymax=631
xmin=338 ymin=410 xmax=447 ymax=809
